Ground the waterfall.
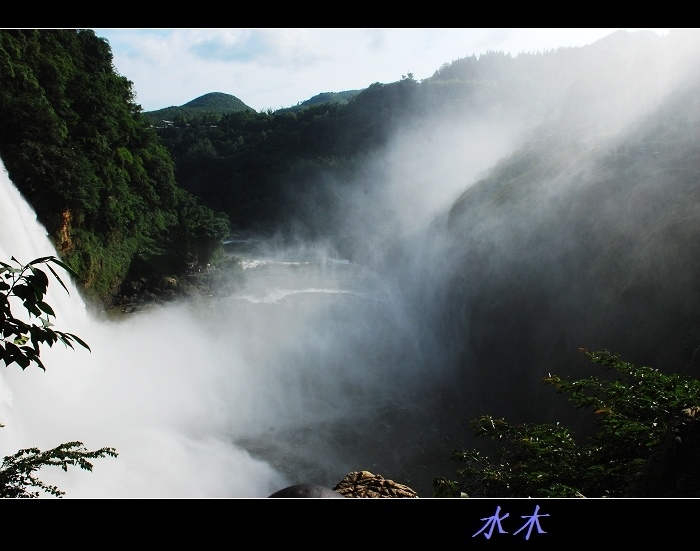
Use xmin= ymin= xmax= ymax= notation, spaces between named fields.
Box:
xmin=0 ymin=164 xmax=88 ymax=325
xmin=0 ymin=160 xmax=292 ymax=498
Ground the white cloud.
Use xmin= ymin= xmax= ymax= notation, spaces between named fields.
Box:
xmin=94 ymin=28 xmax=671 ymax=112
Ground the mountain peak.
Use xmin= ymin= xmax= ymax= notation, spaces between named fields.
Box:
xmin=182 ymin=92 xmax=252 ymax=111
xmin=143 ymin=91 xmax=255 ymax=122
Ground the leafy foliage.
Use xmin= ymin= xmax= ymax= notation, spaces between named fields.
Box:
xmin=0 ymin=442 xmax=118 ymax=498
xmin=433 ymin=348 xmax=700 ymax=498
xmin=0 ymin=256 xmax=117 ymax=498
xmin=0 ymin=255 xmax=89 ymax=370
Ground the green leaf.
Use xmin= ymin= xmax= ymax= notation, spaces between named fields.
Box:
xmin=65 ymin=332 xmax=90 ymax=352
xmin=37 ymin=301 xmax=55 ymax=317
xmin=45 ymin=263 xmax=71 ymax=295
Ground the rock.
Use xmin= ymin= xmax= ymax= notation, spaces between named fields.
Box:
xmin=332 ymin=470 xmax=420 ymax=498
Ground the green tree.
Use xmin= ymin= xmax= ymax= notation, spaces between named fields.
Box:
xmin=0 ymin=256 xmax=117 ymax=498
xmin=433 ymin=348 xmax=700 ymax=498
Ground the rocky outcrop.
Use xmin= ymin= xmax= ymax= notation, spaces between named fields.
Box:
xmin=55 ymin=208 xmax=74 ymax=256
xmin=332 ymin=471 xmax=420 ymax=498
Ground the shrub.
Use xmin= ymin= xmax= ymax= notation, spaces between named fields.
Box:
xmin=433 ymin=348 xmax=700 ymax=497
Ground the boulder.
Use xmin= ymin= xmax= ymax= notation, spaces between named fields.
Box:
xmin=332 ymin=470 xmax=419 ymax=498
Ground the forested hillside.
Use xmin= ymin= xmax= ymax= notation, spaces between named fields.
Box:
xmin=0 ymin=29 xmax=230 ymax=306
xmin=153 ymin=76 xmax=426 ymax=236
xmin=274 ymin=90 xmax=361 ymax=114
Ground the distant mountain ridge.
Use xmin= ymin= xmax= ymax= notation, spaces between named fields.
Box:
xmin=144 ymin=90 xmax=361 ymax=123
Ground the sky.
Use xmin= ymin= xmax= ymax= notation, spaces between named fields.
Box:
xmin=91 ymin=28 xmax=672 ymax=113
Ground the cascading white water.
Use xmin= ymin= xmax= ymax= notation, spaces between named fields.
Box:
xmin=0 ymin=163 xmax=89 ymax=461
xmin=0 ymin=164 xmax=88 ymax=325
xmin=0 ymin=161 xmax=304 ymax=497
xmin=0 ymin=158 xmax=461 ymax=498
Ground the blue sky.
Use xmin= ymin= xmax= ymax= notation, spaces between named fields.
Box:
xmin=93 ymin=28 xmax=672 ymax=113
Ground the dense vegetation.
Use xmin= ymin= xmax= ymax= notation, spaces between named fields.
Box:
xmin=153 ymin=76 xmax=425 ymax=236
xmin=0 ymin=29 xmax=230 ymax=307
